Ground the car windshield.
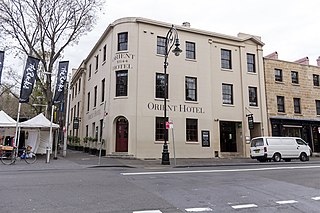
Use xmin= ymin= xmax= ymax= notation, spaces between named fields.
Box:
xmin=251 ymin=138 xmax=264 ymax=147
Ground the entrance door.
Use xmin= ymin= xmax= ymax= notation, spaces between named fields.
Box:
xmin=220 ymin=121 xmax=237 ymax=152
xmin=116 ymin=117 xmax=128 ymax=152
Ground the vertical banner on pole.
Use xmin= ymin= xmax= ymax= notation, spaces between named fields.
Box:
xmin=19 ymin=56 xmax=40 ymax=103
xmin=53 ymin=61 xmax=69 ymax=104
xmin=0 ymin=51 xmax=4 ymax=85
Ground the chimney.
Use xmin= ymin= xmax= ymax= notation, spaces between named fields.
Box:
xmin=182 ymin=22 xmax=190 ymax=27
xmin=294 ymin=57 xmax=309 ymax=65
xmin=264 ymin=51 xmax=278 ymax=59
xmin=317 ymin=56 xmax=320 ymax=66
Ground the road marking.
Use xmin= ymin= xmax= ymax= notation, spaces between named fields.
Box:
xmin=231 ymin=204 xmax=257 ymax=209
xmin=276 ymin=200 xmax=298 ymax=204
xmin=133 ymin=210 xmax=162 ymax=213
xmin=312 ymin=196 xmax=320 ymax=200
xmin=121 ymin=165 xmax=320 ymax=176
xmin=185 ymin=207 xmax=213 ymax=212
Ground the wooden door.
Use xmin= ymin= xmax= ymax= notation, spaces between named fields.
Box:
xmin=116 ymin=117 xmax=128 ymax=152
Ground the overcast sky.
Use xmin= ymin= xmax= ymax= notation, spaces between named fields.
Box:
xmin=64 ymin=0 xmax=320 ymax=69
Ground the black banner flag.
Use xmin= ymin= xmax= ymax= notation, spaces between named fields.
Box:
xmin=53 ymin=61 xmax=69 ymax=104
xmin=19 ymin=56 xmax=40 ymax=103
xmin=0 ymin=51 xmax=4 ymax=85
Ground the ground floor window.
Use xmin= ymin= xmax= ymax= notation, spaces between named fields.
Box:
xmin=155 ymin=117 xmax=168 ymax=141
xmin=220 ymin=121 xmax=237 ymax=152
xmin=186 ymin=118 xmax=198 ymax=141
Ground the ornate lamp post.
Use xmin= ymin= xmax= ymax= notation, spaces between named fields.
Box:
xmin=162 ymin=25 xmax=182 ymax=165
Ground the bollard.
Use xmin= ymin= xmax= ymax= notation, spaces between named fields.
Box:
xmin=46 ymin=147 xmax=51 ymax=163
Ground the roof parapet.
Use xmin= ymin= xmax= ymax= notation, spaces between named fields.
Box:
xmin=264 ymin=51 xmax=278 ymax=59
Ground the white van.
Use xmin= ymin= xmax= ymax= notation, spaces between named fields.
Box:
xmin=250 ymin=137 xmax=311 ymax=162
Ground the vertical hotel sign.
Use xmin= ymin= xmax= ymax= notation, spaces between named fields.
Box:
xmin=53 ymin=61 xmax=69 ymax=104
xmin=19 ymin=56 xmax=40 ymax=103
xmin=0 ymin=51 xmax=4 ymax=85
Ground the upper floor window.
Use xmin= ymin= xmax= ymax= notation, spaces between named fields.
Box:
xmin=316 ymin=100 xmax=320 ymax=115
xmin=277 ymin=96 xmax=285 ymax=112
xmin=291 ymin=71 xmax=299 ymax=84
xmin=186 ymin=118 xmax=198 ymax=142
xmin=249 ymin=86 xmax=258 ymax=106
xmin=247 ymin=53 xmax=256 ymax=73
xmin=94 ymin=85 xmax=97 ymax=107
xmin=101 ymin=78 xmax=105 ymax=103
xmin=222 ymin=83 xmax=233 ymax=105
xmin=221 ymin=49 xmax=232 ymax=69
xmin=186 ymin=41 xmax=196 ymax=59
xmin=185 ymin=77 xmax=197 ymax=101
xmin=313 ymin=74 xmax=319 ymax=86
xmin=156 ymin=73 xmax=168 ymax=99
xmin=95 ymin=55 xmax=99 ymax=70
xmin=293 ymin=98 xmax=301 ymax=114
xmin=116 ymin=70 xmax=128 ymax=97
xmin=78 ymin=78 xmax=81 ymax=94
xmin=157 ymin=36 xmax=166 ymax=55
xmin=75 ymin=83 xmax=77 ymax=98
xmin=118 ymin=32 xmax=128 ymax=51
xmin=87 ymin=92 xmax=90 ymax=111
xmin=88 ymin=64 xmax=92 ymax=79
xmin=103 ymin=44 xmax=107 ymax=62
xmin=275 ymin=68 xmax=283 ymax=82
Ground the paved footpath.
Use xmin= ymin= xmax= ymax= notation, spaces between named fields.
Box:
xmin=1 ymin=149 xmax=320 ymax=172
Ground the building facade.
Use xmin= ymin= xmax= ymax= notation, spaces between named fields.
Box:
xmin=68 ymin=17 xmax=268 ymax=159
xmin=264 ymin=52 xmax=320 ymax=153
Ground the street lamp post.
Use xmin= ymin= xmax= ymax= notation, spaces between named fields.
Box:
xmin=162 ymin=25 xmax=182 ymax=165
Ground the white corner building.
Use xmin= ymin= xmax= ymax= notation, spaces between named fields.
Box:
xmin=68 ymin=17 xmax=268 ymax=159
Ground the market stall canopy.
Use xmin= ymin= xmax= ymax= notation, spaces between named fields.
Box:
xmin=0 ymin=110 xmax=16 ymax=127
xmin=20 ymin=113 xmax=59 ymax=129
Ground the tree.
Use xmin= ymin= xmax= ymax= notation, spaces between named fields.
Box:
xmin=0 ymin=0 xmax=105 ymax=117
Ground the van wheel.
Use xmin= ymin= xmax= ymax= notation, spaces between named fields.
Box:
xmin=284 ymin=159 xmax=291 ymax=162
xmin=300 ymin=153 xmax=308 ymax=162
xmin=273 ymin=153 xmax=281 ymax=162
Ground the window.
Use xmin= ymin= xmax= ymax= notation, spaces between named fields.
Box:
xmin=77 ymin=101 xmax=80 ymax=117
xmin=94 ymin=86 xmax=97 ymax=107
xmin=316 ymin=100 xmax=320 ymax=115
xmin=186 ymin=118 xmax=198 ymax=142
xmin=116 ymin=70 xmax=128 ymax=96
xmin=92 ymin=122 xmax=95 ymax=138
xmin=156 ymin=73 xmax=168 ymax=99
xmin=313 ymin=74 xmax=319 ymax=86
xmin=95 ymin=55 xmax=99 ymax=70
xmin=186 ymin=41 xmax=196 ymax=59
xmin=222 ymin=83 xmax=233 ymax=104
xmin=87 ymin=92 xmax=90 ymax=111
xmin=291 ymin=71 xmax=299 ymax=84
xmin=85 ymin=125 xmax=88 ymax=137
xmin=101 ymin=78 xmax=105 ymax=102
xmin=275 ymin=69 xmax=283 ymax=82
xmin=277 ymin=96 xmax=285 ymax=112
xmin=118 ymin=32 xmax=128 ymax=51
xmin=155 ymin=117 xmax=168 ymax=141
xmin=293 ymin=98 xmax=301 ymax=114
xmin=221 ymin=49 xmax=232 ymax=69
xmin=88 ymin=64 xmax=92 ymax=79
xmin=247 ymin=53 xmax=256 ymax=73
xmin=157 ymin=36 xmax=166 ymax=55
xmin=249 ymin=86 xmax=258 ymax=106
xmin=99 ymin=119 xmax=103 ymax=142
xmin=71 ymin=87 xmax=74 ymax=99
xmin=185 ymin=77 xmax=197 ymax=101
xmin=75 ymin=83 xmax=77 ymax=97
xmin=78 ymin=78 xmax=81 ymax=93
xmin=103 ymin=44 xmax=107 ymax=62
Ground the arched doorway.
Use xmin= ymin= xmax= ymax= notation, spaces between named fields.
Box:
xmin=115 ymin=116 xmax=128 ymax=152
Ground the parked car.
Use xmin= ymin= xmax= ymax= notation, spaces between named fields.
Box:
xmin=250 ymin=137 xmax=311 ymax=162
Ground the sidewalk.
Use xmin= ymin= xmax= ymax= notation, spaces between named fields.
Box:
xmin=1 ymin=149 xmax=320 ymax=171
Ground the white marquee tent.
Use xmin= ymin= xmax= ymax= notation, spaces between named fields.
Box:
xmin=0 ymin=112 xmax=59 ymax=154
xmin=20 ymin=113 xmax=59 ymax=154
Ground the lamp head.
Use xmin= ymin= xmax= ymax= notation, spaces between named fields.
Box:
xmin=172 ymin=38 xmax=182 ymax=56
